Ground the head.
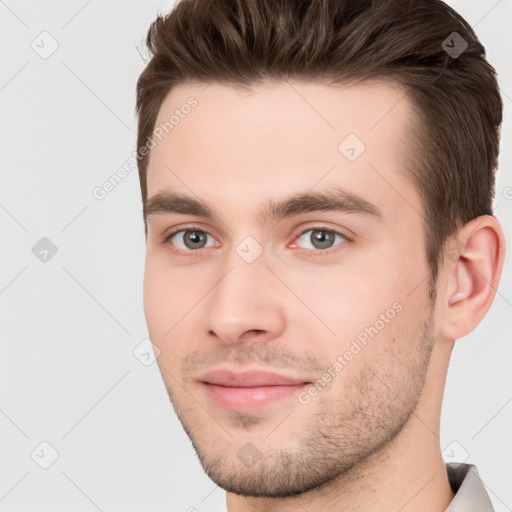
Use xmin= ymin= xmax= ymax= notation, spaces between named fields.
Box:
xmin=136 ymin=0 xmax=505 ymax=499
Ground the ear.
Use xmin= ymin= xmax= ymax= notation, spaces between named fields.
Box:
xmin=437 ymin=215 xmax=506 ymax=341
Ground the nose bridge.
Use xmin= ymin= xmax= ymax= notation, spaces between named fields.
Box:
xmin=205 ymin=239 xmax=285 ymax=343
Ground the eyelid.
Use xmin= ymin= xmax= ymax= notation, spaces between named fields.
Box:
xmin=161 ymin=223 xmax=219 ymax=243
xmin=291 ymin=224 xmax=353 ymax=244
xmin=161 ymin=224 xmax=219 ymax=252
xmin=288 ymin=226 xmax=352 ymax=257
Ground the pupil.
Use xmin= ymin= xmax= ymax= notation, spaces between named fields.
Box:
xmin=185 ymin=231 xmax=206 ymax=249
xmin=312 ymin=230 xmax=333 ymax=249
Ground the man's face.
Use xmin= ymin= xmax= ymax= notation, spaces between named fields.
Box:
xmin=143 ymin=80 xmax=438 ymax=496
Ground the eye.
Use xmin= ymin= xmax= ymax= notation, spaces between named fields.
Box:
xmin=293 ymin=227 xmax=349 ymax=252
xmin=161 ymin=225 xmax=350 ymax=256
xmin=164 ymin=229 xmax=218 ymax=251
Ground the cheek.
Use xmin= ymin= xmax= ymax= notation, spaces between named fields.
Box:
xmin=143 ymin=254 xmax=193 ymax=335
xmin=287 ymin=251 xmax=422 ymax=369
xmin=143 ymin=257 xmax=167 ymax=332
xmin=322 ymin=304 xmax=420 ymax=402
xmin=143 ymin=254 xmax=210 ymax=365
xmin=286 ymin=263 xmax=399 ymax=335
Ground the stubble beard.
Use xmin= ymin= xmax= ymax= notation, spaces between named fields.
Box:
xmin=164 ymin=297 xmax=436 ymax=498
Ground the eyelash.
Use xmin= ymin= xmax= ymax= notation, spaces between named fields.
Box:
xmin=161 ymin=225 xmax=352 ymax=258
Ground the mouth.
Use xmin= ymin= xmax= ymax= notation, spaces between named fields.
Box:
xmin=197 ymin=369 xmax=312 ymax=411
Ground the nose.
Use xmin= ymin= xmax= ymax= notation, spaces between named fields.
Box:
xmin=205 ymin=252 xmax=286 ymax=345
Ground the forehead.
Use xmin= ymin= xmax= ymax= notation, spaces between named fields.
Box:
xmin=146 ymin=80 xmax=421 ymax=224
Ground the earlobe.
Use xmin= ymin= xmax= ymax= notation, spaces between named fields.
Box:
xmin=439 ymin=216 xmax=506 ymax=340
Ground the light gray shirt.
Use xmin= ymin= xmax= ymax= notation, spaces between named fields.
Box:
xmin=446 ymin=463 xmax=494 ymax=511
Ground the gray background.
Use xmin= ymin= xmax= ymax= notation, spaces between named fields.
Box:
xmin=1 ymin=0 xmax=511 ymax=510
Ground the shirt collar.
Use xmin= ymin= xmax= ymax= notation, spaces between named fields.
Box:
xmin=445 ymin=463 xmax=495 ymax=512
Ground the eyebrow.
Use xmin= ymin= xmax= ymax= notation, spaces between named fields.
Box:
xmin=145 ymin=186 xmax=384 ymax=224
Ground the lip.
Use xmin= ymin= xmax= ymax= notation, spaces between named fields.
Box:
xmin=198 ymin=369 xmax=311 ymax=411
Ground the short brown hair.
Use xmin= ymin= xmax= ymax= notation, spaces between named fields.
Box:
xmin=135 ymin=0 xmax=502 ymax=285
